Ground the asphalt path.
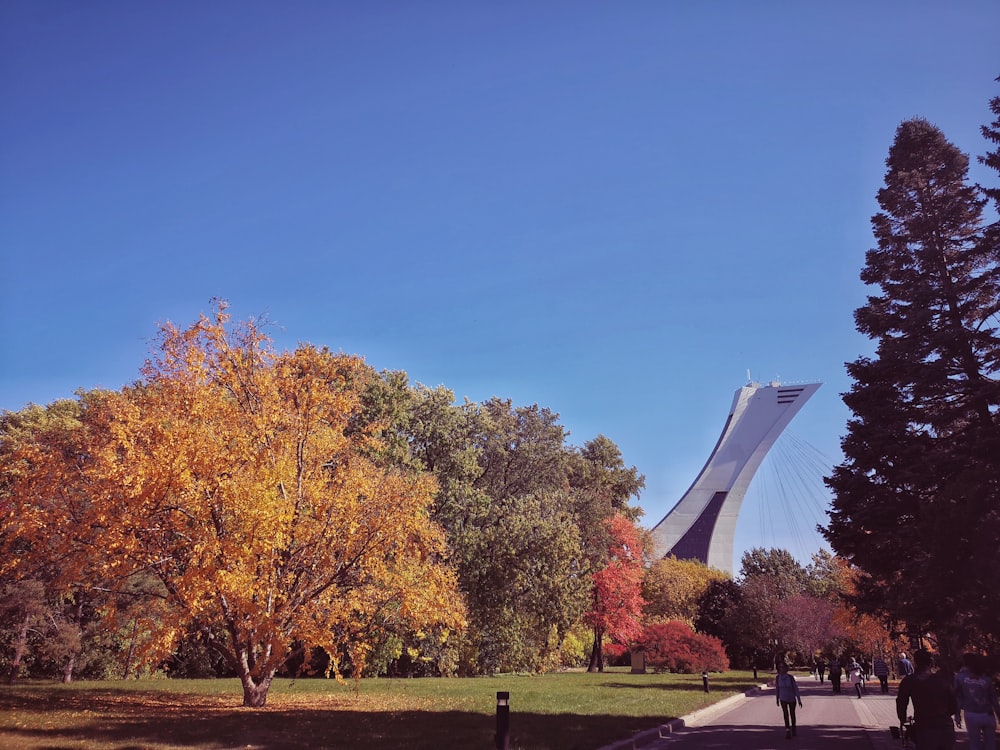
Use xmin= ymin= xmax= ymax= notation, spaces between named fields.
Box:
xmin=599 ymin=673 xmax=957 ymax=750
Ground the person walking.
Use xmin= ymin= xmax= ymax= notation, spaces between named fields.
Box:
xmin=874 ymin=655 xmax=891 ymax=694
xmin=900 ymin=652 xmax=915 ymax=677
xmin=816 ymin=656 xmax=827 ymax=684
xmin=776 ymin=662 xmax=803 ymax=740
xmin=829 ymin=656 xmax=843 ymax=694
xmin=896 ymin=649 xmax=958 ymax=750
xmin=954 ymin=653 xmax=1000 ymax=750
xmin=849 ymin=658 xmax=866 ymax=698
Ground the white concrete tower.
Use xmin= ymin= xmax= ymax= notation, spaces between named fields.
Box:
xmin=649 ymin=380 xmax=821 ymax=575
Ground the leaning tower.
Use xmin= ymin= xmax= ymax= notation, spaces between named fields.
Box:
xmin=649 ymin=380 xmax=821 ymax=575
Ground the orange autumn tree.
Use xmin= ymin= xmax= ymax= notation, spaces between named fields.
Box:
xmin=7 ymin=303 xmax=465 ymax=706
xmin=0 ymin=398 xmax=98 ymax=683
xmin=1 ymin=396 xmax=184 ymax=684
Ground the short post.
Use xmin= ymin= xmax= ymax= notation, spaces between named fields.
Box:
xmin=630 ymin=649 xmax=646 ymax=674
xmin=495 ymin=691 xmax=510 ymax=750
xmin=702 ymin=671 xmax=710 ymax=693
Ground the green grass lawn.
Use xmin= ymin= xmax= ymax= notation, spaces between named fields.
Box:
xmin=0 ymin=669 xmax=763 ymax=750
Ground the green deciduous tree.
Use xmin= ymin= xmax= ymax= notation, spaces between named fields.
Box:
xmin=387 ymin=385 xmax=643 ymax=675
xmin=568 ymin=434 xmax=644 ymax=533
xmin=387 ymin=388 xmax=589 ymax=674
xmin=823 ymin=116 xmax=1000 ymax=660
xmin=803 ymin=549 xmax=850 ymax=601
xmin=460 ymin=399 xmax=591 ymax=673
xmin=738 ymin=548 xmax=808 ymax=594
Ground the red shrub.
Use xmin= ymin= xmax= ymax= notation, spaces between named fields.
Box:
xmin=637 ymin=621 xmax=729 ymax=673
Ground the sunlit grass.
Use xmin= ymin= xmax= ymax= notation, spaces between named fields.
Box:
xmin=0 ymin=668 xmax=763 ymax=750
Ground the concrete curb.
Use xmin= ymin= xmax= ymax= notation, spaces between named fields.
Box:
xmin=596 ymin=683 xmax=770 ymax=750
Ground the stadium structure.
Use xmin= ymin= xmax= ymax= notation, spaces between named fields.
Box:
xmin=648 ymin=379 xmax=821 ymax=575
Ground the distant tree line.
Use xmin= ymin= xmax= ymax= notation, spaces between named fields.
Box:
xmin=0 ymin=304 xmax=889 ymax=706
xmin=0 ymin=304 xmax=653 ymax=706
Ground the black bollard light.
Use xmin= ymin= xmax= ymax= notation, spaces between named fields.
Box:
xmin=702 ymin=672 xmax=710 ymax=693
xmin=495 ymin=691 xmax=510 ymax=750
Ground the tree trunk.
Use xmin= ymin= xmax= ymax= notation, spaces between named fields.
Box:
xmin=122 ymin=620 xmax=139 ymax=680
xmin=239 ymin=672 xmax=274 ymax=707
xmin=62 ymin=650 xmax=76 ymax=684
xmin=587 ymin=627 xmax=604 ymax=673
xmin=7 ymin=613 xmax=31 ymax=685
xmin=62 ymin=598 xmax=84 ymax=684
xmin=234 ymin=637 xmax=276 ymax=707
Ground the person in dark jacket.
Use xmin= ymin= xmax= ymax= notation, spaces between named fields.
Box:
xmin=829 ymin=656 xmax=843 ymax=694
xmin=815 ymin=656 xmax=827 ymax=684
xmin=874 ymin=656 xmax=891 ymax=694
xmin=896 ymin=650 xmax=957 ymax=750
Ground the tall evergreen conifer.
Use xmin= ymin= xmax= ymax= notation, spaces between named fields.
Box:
xmin=824 ymin=117 xmax=1000 ymax=659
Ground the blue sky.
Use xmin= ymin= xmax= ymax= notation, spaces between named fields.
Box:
xmin=2 ymin=1 xmax=998 ymax=571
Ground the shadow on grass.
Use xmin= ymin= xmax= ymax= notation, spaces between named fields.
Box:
xmin=0 ymin=713 xmax=891 ymax=750
xmin=0 ymin=688 xmax=675 ymax=750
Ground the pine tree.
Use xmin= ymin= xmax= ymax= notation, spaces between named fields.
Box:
xmin=979 ymin=79 xmax=1000 ymax=210
xmin=823 ymin=117 xmax=1000 ymax=659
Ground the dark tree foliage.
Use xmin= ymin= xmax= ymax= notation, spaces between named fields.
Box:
xmin=979 ymin=79 xmax=1000 ymax=211
xmin=694 ymin=578 xmax=748 ymax=666
xmin=823 ymin=116 xmax=1000 ymax=660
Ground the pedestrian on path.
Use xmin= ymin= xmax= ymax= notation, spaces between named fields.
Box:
xmin=849 ymin=658 xmax=866 ymax=698
xmin=954 ymin=653 xmax=1000 ymax=750
xmin=775 ymin=662 xmax=803 ymax=740
xmin=900 ymin=652 xmax=915 ymax=677
xmin=816 ymin=656 xmax=827 ymax=684
xmin=829 ymin=656 xmax=843 ymax=694
xmin=874 ymin=655 xmax=890 ymax=694
xmin=896 ymin=649 xmax=957 ymax=750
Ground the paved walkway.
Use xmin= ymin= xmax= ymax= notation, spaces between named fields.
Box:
xmin=598 ymin=674 xmax=956 ymax=750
